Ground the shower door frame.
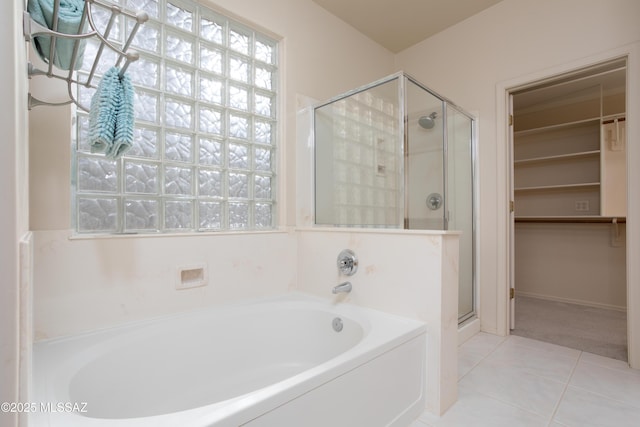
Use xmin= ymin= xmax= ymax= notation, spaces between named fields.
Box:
xmin=404 ymin=73 xmax=479 ymax=324
xmin=446 ymin=102 xmax=478 ymax=324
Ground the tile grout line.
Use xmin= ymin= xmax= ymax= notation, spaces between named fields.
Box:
xmin=569 ymin=355 xmax=640 ymax=410
xmin=457 ymin=335 xmax=508 ymax=381
xmin=465 ymin=386 xmax=553 ymax=420
xmin=460 ymin=337 xmax=564 ymax=421
xmin=546 ymin=350 xmax=583 ymax=426
xmin=508 ymin=335 xmax=583 ymax=358
xmin=419 ymin=336 xmax=506 ymax=425
xmin=455 ymin=335 xmax=638 ymax=426
xmin=463 ymin=335 xmax=581 ymax=423
xmin=567 ymin=382 xmax=640 ymax=411
xmin=481 ymin=336 xmax=580 ymax=386
xmin=580 ymin=357 xmax=640 ymax=377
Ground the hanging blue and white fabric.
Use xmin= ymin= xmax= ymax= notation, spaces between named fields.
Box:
xmin=88 ymin=67 xmax=135 ymax=158
xmin=27 ymin=0 xmax=87 ymax=70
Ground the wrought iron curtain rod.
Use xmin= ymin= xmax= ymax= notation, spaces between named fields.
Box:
xmin=24 ymin=0 xmax=148 ymax=112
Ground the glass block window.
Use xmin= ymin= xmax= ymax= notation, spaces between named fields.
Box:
xmin=73 ymin=0 xmax=278 ymax=233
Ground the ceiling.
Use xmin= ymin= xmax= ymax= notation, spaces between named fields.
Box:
xmin=312 ymin=0 xmax=504 ymax=53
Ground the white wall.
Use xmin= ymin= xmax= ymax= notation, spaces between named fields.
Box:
xmin=1 ymin=1 xmax=29 ymax=426
xmin=395 ymin=0 xmax=640 ymax=335
xmin=34 ymin=230 xmax=297 ymax=338
xmin=515 ymin=223 xmax=627 ymax=310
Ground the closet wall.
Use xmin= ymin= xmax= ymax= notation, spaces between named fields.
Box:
xmin=513 ymin=60 xmax=627 ymax=310
xmin=515 ymin=223 xmax=626 ymax=309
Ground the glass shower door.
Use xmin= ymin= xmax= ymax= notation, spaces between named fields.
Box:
xmin=447 ymin=105 xmax=475 ymax=322
xmin=405 ymin=79 xmax=475 ymax=322
xmin=405 ymin=80 xmax=446 ymax=230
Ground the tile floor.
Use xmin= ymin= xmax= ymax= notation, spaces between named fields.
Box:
xmin=411 ymin=333 xmax=640 ymax=427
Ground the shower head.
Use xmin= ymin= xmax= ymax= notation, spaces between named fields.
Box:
xmin=418 ymin=112 xmax=438 ymax=129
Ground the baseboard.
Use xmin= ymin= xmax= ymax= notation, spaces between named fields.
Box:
xmin=458 ymin=317 xmax=480 ymax=345
xmin=516 ymin=291 xmax=626 ymax=312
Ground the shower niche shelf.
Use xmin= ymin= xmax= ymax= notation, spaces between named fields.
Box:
xmin=23 ymin=0 xmax=148 ymax=111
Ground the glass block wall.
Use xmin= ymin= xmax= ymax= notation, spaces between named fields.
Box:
xmin=73 ymin=0 xmax=278 ymax=233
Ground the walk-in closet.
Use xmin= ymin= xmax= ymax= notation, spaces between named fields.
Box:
xmin=510 ymin=58 xmax=628 ymax=361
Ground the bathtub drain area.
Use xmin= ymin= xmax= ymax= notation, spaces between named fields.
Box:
xmin=332 ymin=317 xmax=343 ymax=332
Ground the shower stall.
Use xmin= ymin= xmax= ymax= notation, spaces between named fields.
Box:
xmin=314 ymin=72 xmax=476 ymax=323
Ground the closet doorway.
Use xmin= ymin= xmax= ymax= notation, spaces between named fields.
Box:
xmin=508 ymin=58 xmax=628 ymax=361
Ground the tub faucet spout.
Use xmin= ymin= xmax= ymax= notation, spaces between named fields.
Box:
xmin=332 ymin=281 xmax=352 ymax=294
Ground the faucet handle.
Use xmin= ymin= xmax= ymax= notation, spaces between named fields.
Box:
xmin=337 ymin=249 xmax=358 ymax=276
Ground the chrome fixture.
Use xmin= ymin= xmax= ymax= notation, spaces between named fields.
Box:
xmin=337 ymin=249 xmax=358 ymax=276
xmin=427 ymin=193 xmax=443 ymax=210
xmin=418 ymin=112 xmax=438 ymax=129
xmin=332 ymin=317 xmax=344 ymax=332
xmin=332 ymin=281 xmax=352 ymax=294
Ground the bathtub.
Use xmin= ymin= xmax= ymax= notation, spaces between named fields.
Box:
xmin=32 ymin=293 xmax=427 ymax=427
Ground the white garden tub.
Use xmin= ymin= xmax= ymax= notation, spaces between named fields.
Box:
xmin=32 ymin=293 xmax=426 ymax=427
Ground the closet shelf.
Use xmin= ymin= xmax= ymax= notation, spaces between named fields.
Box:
xmin=514 ymin=150 xmax=600 ymax=165
xmin=515 ymin=216 xmax=626 ymax=223
xmin=514 ymin=182 xmax=600 ymax=192
xmin=514 ymin=117 xmax=600 ymax=136
xmin=24 ymin=0 xmax=148 ymax=112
